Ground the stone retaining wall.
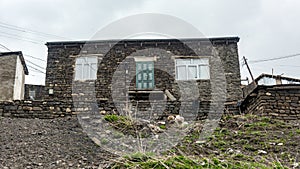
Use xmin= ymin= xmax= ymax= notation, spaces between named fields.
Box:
xmin=0 ymin=100 xmax=73 ymax=118
xmin=0 ymin=99 xmax=239 ymax=120
xmin=241 ymin=85 xmax=300 ymax=120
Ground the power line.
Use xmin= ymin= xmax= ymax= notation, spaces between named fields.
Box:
xmin=0 ymin=30 xmax=44 ymax=43
xmin=276 ymin=65 xmax=300 ymax=68
xmin=24 ymin=54 xmax=46 ymax=62
xmin=0 ymin=33 xmax=43 ymax=45
xmin=27 ymin=65 xmax=46 ymax=74
xmin=28 ymin=68 xmax=46 ymax=74
xmin=0 ymin=43 xmax=11 ymax=51
xmin=0 ymin=43 xmax=46 ymax=62
xmin=0 ymin=21 xmax=69 ymax=39
xmin=250 ymin=53 xmax=300 ymax=64
xmin=26 ymin=60 xmax=46 ymax=71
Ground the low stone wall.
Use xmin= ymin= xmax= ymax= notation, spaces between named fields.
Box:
xmin=241 ymin=85 xmax=300 ymax=120
xmin=0 ymin=100 xmax=73 ymax=118
xmin=0 ymin=99 xmax=239 ymax=120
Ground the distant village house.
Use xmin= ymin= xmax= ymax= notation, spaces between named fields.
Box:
xmin=0 ymin=51 xmax=28 ymax=101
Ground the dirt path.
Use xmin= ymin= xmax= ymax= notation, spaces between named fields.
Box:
xmin=0 ymin=116 xmax=115 ymax=169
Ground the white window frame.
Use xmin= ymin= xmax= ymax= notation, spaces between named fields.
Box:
xmin=175 ymin=58 xmax=210 ymax=80
xmin=75 ymin=56 xmax=98 ymax=81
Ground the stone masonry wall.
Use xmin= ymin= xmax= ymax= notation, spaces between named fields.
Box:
xmin=0 ymin=100 xmax=73 ymax=119
xmin=44 ymin=38 xmax=242 ymax=118
xmin=241 ymin=85 xmax=300 ymax=120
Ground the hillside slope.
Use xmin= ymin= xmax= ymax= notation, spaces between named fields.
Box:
xmin=109 ymin=114 xmax=300 ymax=168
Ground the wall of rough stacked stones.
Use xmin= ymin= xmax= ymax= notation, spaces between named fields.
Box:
xmin=0 ymin=38 xmax=242 ymax=119
xmin=241 ymin=85 xmax=300 ymax=120
xmin=0 ymin=100 xmax=73 ymax=118
xmin=44 ymin=37 xmax=242 ymax=119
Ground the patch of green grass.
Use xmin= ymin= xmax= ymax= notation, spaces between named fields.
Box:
xmin=212 ymin=140 xmax=227 ymax=148
xmin=111 ymin=155 xmax=271 ymax=169
xmin=273 ymin=161 xmax=289 ymax=169
xmin=104 ymin=114 xmax=120 ymax=122
xmin=100 ymin=138 xmax=109 ymax=145
xmin=159 ymin=125 xmax=166 ymax=130
xmin=233 ymin=153 xmax=246 ymax=159
xmin=112 ymin=155 xmax=200 ymax=169
xmin=249 ymin=131 xmax=266 ymax=137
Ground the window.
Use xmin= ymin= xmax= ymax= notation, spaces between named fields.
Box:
xmin=75 ymin=56 xmax=98 ymax=80
xmin=176 ymin=58 xmax=210 ymax=80
xmin=29 ymin=89 xmax=36 ymax=100
xmin=136 ymin=61 xmax=155 ymax=89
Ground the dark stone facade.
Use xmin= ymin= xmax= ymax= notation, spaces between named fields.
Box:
xmin=241 ymin=85 xmax=300 ymax=120
xmin=44 ymin=37 xmax=242 ymax=119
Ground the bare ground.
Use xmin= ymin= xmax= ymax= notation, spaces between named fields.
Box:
xmin=0 ymin=116 xmax=116 ymax=169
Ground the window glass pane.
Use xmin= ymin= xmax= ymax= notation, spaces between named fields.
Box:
xmin=148 ymin=63 xmax=153 ymax=70
xmin=137 ymin=82 xmax=142 ymax=89
xmin=87 ymin=57 xmax=97 ymax=63
xmin=90 ymin=63 xmax=97 ymax=79
xmin=177 ymin=66 xmax=186 ymax=80
xmin=83 ymin=64 xmax=90 ymax=79
xmin=137 ymin=73 xmax=142 ymax=80
xmin=137 ymin=63 xmax=142 ymax=71
xmin=199 ymin=65 xmax=210 ymax=79
xmin=143 ymin=63 xmax=147 ymax=70
xmin=29 ymin=90 xmax=36 ymax=98
xmin=143 ymin=72 xmax=148 ymax=80
xmin=143 ymin=82 xmax=148 ymax=88
xmin=148 ymin=72 xmax=152 ymax=80
xmin=148 ymin=83 xmax=153 ymax=88
xmin=193 ymin=58 xmax=209 ymax=64
xmin=75 ymin=64 xmax=82 ymax=80
xmin=188 ymin=66 xmax=197 ymax=79
xmin=176 ymin=59 xmax=190 ymax=65
xmin=76 ymin=58 xmax=84 ymax=64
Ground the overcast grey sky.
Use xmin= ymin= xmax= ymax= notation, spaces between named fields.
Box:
xmin=0 ymin=0 xmax=299 ymax=85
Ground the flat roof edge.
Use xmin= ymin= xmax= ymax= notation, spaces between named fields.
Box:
xmin=46 ymin=36 xmax=240 ymax=46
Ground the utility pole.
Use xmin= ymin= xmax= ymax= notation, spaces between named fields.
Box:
xmin=243 ymin=56 xmax=256 ymax=85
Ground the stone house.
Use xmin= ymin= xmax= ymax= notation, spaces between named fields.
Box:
xmin=44 ymin=37 xmax=242 ymax=119
xmin=0 ymin=51 xmax=28 ymax=101
xmin=241 ymin=74 xmax=300 ymax=120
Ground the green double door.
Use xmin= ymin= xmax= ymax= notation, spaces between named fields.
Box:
xmin=136 ymin=62 xmax=154 ymax=90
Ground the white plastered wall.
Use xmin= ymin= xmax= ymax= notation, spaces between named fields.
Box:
xmin=13 ymin=56 xmax=25 ymax=100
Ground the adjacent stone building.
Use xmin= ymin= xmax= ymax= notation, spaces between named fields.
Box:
xmin=241 ymin=74 xmax=300 ymax=120
xmin=44 ymin=37 xmax=242 ymax=119
xmin=0 ymin=51 xmax=28 ymax=101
